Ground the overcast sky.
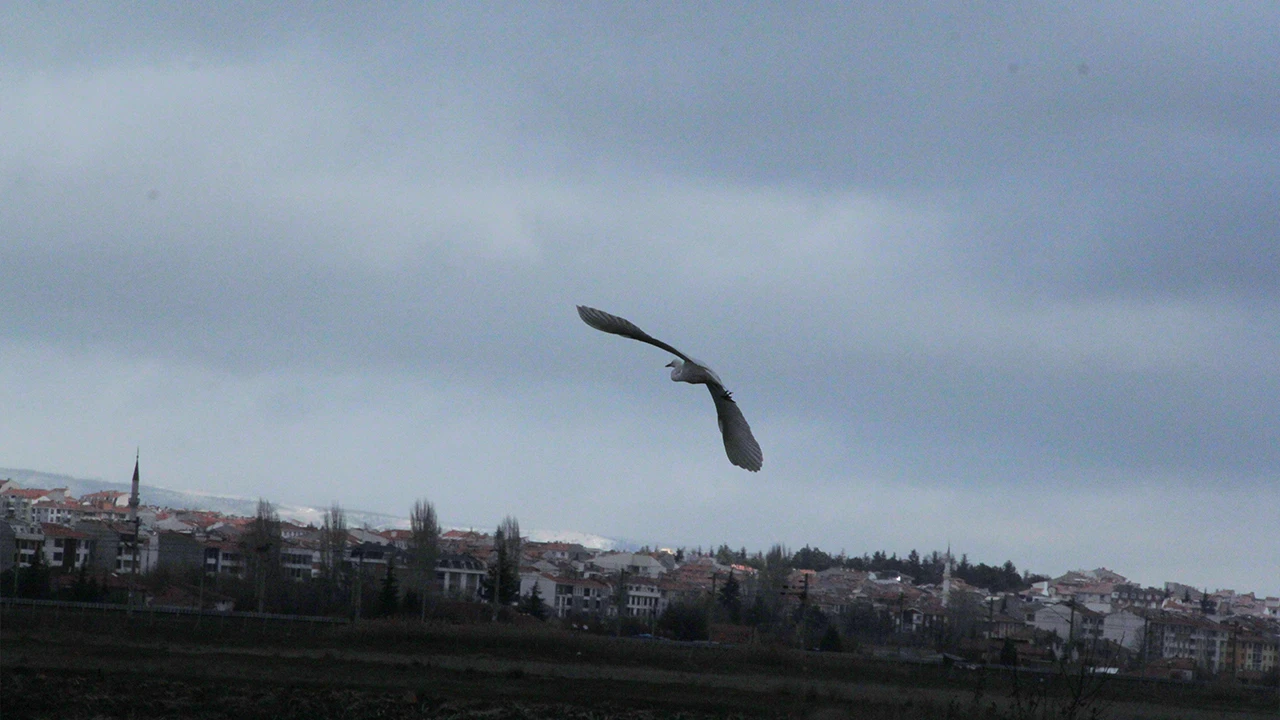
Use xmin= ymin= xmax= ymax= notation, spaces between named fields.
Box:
xmin=2 ymin=4 xmax=1277 ymax=596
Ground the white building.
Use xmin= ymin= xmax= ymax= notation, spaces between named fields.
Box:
xmin=521 ymin=573 xmax=612 ymax=617
xmin=622 ymin=577 xmax=661 ymax=618
xmin=1027 ymin=602 xmax=1103 ymax=642
xmin=1102 ymin=608 xmax=1149 ymax=651
xmin=590 ymin=552 xmax=666 ymax=579
xmin=280 ymin=543 xmax=320 ymax=580
xmin=436 ymin=553 xmax=486 ymax=598
xmin=32 ymin=501 xmax=83 ymax=526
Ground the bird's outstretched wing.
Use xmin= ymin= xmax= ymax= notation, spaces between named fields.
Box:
xmin=579 ymin=304 xmax=764 ymax=471
xmin=709 ymin=386 xmax=763 ymax=472
xmin=577 ymin=305 xmax=693 ymax=364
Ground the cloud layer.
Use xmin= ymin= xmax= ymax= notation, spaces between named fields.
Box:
xmin=2 ymin=4 xmax=1276 ymax=594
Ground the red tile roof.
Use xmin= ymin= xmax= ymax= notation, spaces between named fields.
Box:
xmin=40 ymin=523 xmax=90 ymax=539
xmin=2 ymin=487 xmax=50 ymax=499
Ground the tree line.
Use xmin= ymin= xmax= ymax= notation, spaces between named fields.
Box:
xmin=710 ymin=543 xmax=1045 ymax=593
xmin=1 ymin=494 xmax=535 ymax=622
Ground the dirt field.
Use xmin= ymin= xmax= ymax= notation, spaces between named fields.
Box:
xmin=3 ymin=614 xmax=1276 ymax=719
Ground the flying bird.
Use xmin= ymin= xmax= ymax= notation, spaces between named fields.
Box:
xmin=577 ymin=305 xmax=763 ymax=472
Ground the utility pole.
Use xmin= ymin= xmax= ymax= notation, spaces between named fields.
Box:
xmin=1067 ymin=600 xmax=1077 ymax=662
xmin=616 ymin=568 xmax=627 ymax=637
xmin=353 ymin=547 xmax=363 ymax=621
xmin=196 ymin=549 xmax=206 ymax=627
xmin=800 ymin=573 xmax=810 ymax=650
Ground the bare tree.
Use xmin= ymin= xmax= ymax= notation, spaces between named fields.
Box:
xmin=320 ymin=503 xmax=349 ymax=612
xmin=409 ymin=499 xmax=440 ymax=621
xmin=241 ymin=498 xmax=281 ymax=613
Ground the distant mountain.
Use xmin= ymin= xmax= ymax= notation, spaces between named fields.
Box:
xmin=0 ymin=467 xmax=616 ymax=550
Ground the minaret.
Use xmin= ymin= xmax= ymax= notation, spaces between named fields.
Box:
xmin=128 ymin=449 xmax=140 ymax=521
xmin=129 ymin=450 xmax=141 ymax=584
xmin=942 ymin=543 xmax=953 ymax=609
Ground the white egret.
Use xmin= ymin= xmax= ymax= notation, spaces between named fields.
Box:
xmin=577 ymin=305 xmax=763 ymax=472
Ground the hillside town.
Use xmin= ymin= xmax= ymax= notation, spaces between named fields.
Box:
xmin=2 ymin=476 xmax=1277 ymax=687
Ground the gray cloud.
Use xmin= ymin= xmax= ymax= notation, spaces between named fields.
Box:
xmin=2 ymin=4 xmax=1276 ymax=594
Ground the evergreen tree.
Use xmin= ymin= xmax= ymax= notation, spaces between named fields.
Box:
xmin=401 ymin=589 xmax=420 ymax=615
xmin=521 ymin=581 xmax=548 ymax=620
xmin=1000 ymin=637 xmax=1019 ymax=667
xmin=483 ymin=530 xmax=507 ymax=603
xmin=20 ymin=548 xmax=50 ymax=599
xmin=714 ymin=543 xmax=735 ymax=565
xmin=72 ymin=562 xmax=93 ymax=601
xmin=744 ymin=592 xmax=771 ymax=627
xmin=793 ymin=545 xmax=835 ymax=571
xmin=378 ymin=561 xmax=399 ymax=617
xmin=718 ymin=571 xmax=742 ymax=622
xmin=906 ymin=549 xmax=922 ymax=579
xmin=483 ymin=517 xmax=523 ymax=606
xmin=819 ymin=624 xmax=843 ymax=652
xmin=499 ymin=516 xmax=522 ymax=604
xmin=656 ymin=601 xmax=709 ymax=641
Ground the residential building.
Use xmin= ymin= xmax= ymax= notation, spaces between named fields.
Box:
xmin=1065 ymin=583 xmax=1116 ymax=613
xmin=521 ymin=574 xmax=612 ymax=617
xmin=379 ymin=528 xmax=413 ymax=550
xmin=530 ymin=541 xmax=593 ymax=564
xmin=1144 ymin=612 xmax=1229 ymax=674
xmin=280 ymin=521 xmax=313 ymax=541
xmin=436 ymin=553 xmax=485 ymax=598
xmin=205 ymin=540 xmax=245 ymax=577
xmin=1027 ymin=601 xmax=1103 ymax=642
xmin=656 ymin=575 xmax=702 ymax=611
xmin=75 ymin=520 xmax=136 ymax=573
xmin=155 ymin=531 xmax=207 ymax=573
xmin=1112 ymin=583 xmax=1166 ymax=610
xmin=153 ymin=514 xmax=196 ymax=533
xmin=1222 ymin=618 xmax=1280 ymax=676
xmin=622 ymin=576 xmax=661 ymax=618
xmin=2 ymin=487 xmax=51 ymax=522
xmin=281 ymin=541 xmax=320 ymax=580
xmin=0 ymin=521 xmax=15 ymax=573
xmin=40 ymin=523 xmax=92 ymax=570
xmin=590 ymin=551 xmax=666 ymax=579
xmin=8 ymin=522 xmax=43 ymax=568
xmin=1102 ymin=607 xmax=1150 ymax=651
xmin=986 ymin=611 xmax=1030 ymax=639
xmin=32 ymin=500 xmax=83 ymax=526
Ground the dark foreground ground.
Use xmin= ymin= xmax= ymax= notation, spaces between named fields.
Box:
xmin=2 ymin=611 xmax=1276 ymax=720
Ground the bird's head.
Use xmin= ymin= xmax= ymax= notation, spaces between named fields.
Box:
xmin=666 ymin=358 xmax=683 ymax=380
